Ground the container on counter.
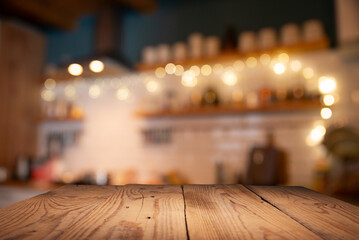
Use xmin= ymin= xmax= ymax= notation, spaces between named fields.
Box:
xmin=258 ymin=27 xmax=277 ymax=50
xmin=303 ymin=19 xmax=325 ymax=42
xmin=188 ymin=33 xmax=204 ymax=59
xmin=157 ymin=44 xmax=171 ymax=63
xmin=204 ymin=36 xmax=220 ymax=57
xmin=172 ymin=42 xmax=187 ymax=61
xmin=238 ymin=31 xmax=257 ymax=53
xmin=281 ymin=23 xmax=301 ymax=46
xmin=142 ymin=46 xmax=157 ymax=65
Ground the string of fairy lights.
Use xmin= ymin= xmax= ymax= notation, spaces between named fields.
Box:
xmin=41 ymin=52 xmax=338 ymax=147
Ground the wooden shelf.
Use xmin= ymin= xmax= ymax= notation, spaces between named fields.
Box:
xmin=135 ymin=99 xmax=322 ymax=118
xmin=38 ymin=117 xmax=84 ymax=123
xmin=136 ymin=38 xmax=329 ymax=71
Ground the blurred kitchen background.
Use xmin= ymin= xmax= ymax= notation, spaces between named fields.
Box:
xmin=1 ymin=0 xmax=359 ymax=207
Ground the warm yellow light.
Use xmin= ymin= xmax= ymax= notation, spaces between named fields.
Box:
xmin=44 ymin=78 xmax=56 ymax=89
xmin=233 ymin=60 xmax=245 ymax=71
xmin=181 ymin=70 xmax=197 ymax=87
xmin=321 ymin=107 xmax=332 ymax=119
xmin=41 ymin=89 xmax=55 ymax=102
xmin=213 ymin=64 xmax=224 ymax=74
xmin=65 ymin=85 xmax=76 ymax=99
xmin=155 ymin=67 xmax=166 ymax=78
xmin=89 ymin=60 xmax=104 ymax=73
xmin=302 ymin=67 xmax=314 ymax=79
xmin=290 ymin=60 xmax=302 ymax=72
xmin=68 ymin=63 xmax=83 ymax=76
xmin=165 ymin=63 xmax=176 ymax=74
xmin=259 ymin=54 xmax=271 ymax=65
xmin=273 ymin=63 xmax=286 ymax=74
xmin=89 ymin=85 xmax=101 ymax=99
xmin=307 ymin=125 xmax=326 ymax=146
xmin=318 ymin=76 xmax=336 ymax=94
xmin=222 ymin=70 xmax=238 ymax=86
xmin=246 ymin=57 xmax=257 ymax=68
xmin=116 ymin=87 xmax=129 ymax=100
xmin=201 ymin=65 xmax=212 ymax=76
xmin=146 ymin=80 xmax=159 ymax=93
xmin=190 ymin=65 xmax=201 ymax=76
xmin=174 ymin=65 xmax=184 ymax=76
xmin=278 ymin=53 xmax=289 ymax=63
xmin=323 ymin=94 xmax=335 ymax=106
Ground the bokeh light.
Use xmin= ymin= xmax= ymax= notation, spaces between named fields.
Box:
xmin=201 ymin=65 xmax=212 ymax=76
xmin=222 ymin=70 xmax=238 ymax=86
xmin=273 ymin=63 xmax=286 ymax=75
xmin=306 ymin=125 xmax=326 ymax=146
xmin=165 ymin=63 xmax=176 ymax=74
xmin=290 ymin=60 xmax=302 ymax=72
xmin=174 ymin=65 xmax=184 ymax=76
xmin=146 ymin=79 xmax=159 ymax=93
xmin=213 ymin=64 xmax=224 ymax=74
xmin=155 ymin=67 xmax=166 ymax=78
xmin=302 ymin=67 xmax=314 ymax=79
xmin=116 ymin=87 xmax=130 ymax=100
xmin=323 ymin=94 xmax=335 ymax=106
xmin=278 ymin=53 xmax=289 ymax=63
xmin=64 ymin=85 xmax=76 ymax=100
xmin=89 ymin=84 xmax=101 ymax=99
xmin=190 ymin=65 xmax=201 ymax=76
xmin=44 ymin=78 xmax=56 ymax=90
xmin=259 ymin=54 xmax=271 ymax=65
xmin=233 ymin=60 xmax=245 ymax=71
xmin=41 ymin=89 xmax=55 ymax=102
xmin=321 ymin=107 xmax=332 ymax=119
xmin=68 ymin=63 xmax=83 ymax=76
xmin=318 ymin=76 xmax=336 ymax=94
xmin=89 ymin=60 xmax=104 ymax=73
xmin=181 ymin=70 xmax=197 ymax=87
xmin=246 ymin=57 xmax=257 ymax=68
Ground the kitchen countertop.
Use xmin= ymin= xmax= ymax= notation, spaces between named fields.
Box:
xmin=0 ymin=184 xmax=358 ymax=239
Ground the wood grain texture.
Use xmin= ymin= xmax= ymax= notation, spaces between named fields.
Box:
xmin=0 ymin=185 xmax=120 ymax=239
xmin=58 ymin=184 xmax=187 ymax=240
xmin=1 ymin=184 xmax=359 ymax=240
xmin=183 ymin=184 xmax=321 ymax=240
xmin=0 ymin=184 xmax=187 ymax=240
xmin=249 ymin=186 xmax=359 ymax=240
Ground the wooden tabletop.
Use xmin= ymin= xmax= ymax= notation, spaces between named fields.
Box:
xmin=0 ymin=185 xmax=358 ymax=240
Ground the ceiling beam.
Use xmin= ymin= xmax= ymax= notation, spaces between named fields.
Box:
xmin=0 ymin=0 xmax=157 ymax=30
xmin=0 ymin=0 xmax=78 ymax=30
xmin=112 ymin=0 xmax=157 ymax=12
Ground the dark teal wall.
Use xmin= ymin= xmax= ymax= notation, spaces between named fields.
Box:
xmin=46 ymin=0 xmax=336 ymax=66
xmin=46 ymin=15 xmax=95 ymax=65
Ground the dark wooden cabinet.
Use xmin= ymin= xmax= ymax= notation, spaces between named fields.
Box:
xmin=0 ymin=20 xmax=45 ymax=175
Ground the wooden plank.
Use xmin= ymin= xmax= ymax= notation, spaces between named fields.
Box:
xmin=58 ymin=184 xmax=187 ymax=239
xmin=0 ymin=185 xmax=120 ymax=239
xmin=249 ymin=186 xmax=359 ymax=240
xmin=0 ymin=184 xmax=187 ymax=239
xmin=183 ymin=184 xmax=321 ymax=240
